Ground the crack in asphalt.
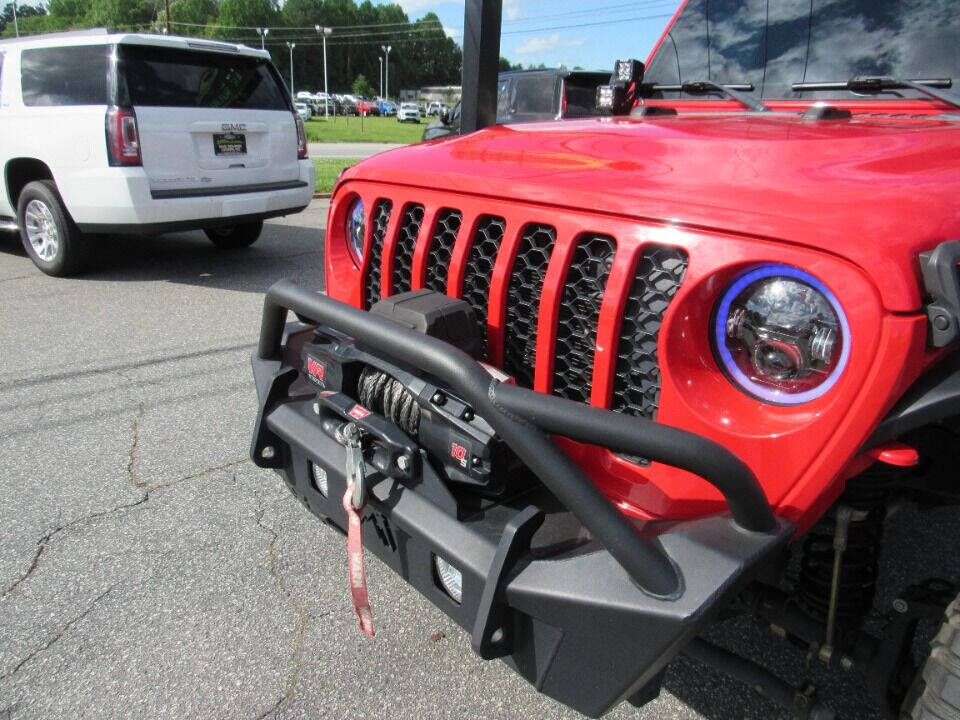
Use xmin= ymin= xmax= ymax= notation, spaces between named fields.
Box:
xmin=0 ymin=586 xmax=114 ymax=682
xmin=0 ymin=498 xmax=149 ymax=603
xmin=0 ymin=341 xmax=256 ymax=389
xmin=0 ymin=457 xmax=250 ymax=602
xmin=0 ymin=274 xmax=33 ymax=284
xmin=128 ymin=403 xmax=145 ymax=487
xmin=253 ymin=489 xmax=311 ymax=720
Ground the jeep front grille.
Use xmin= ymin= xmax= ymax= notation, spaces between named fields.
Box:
xmin=504 ymin=224 xmax=556 ymax=388
xmin=425 ymin=209 xmax=462 ymax=294
xmin=363 ymin=199 xmax=392 ymax=309
xmin=462 ymin=216 xmax=505 ymax=353
xmin=392 ymin=203 xmax=424 ymax=294
xmin=554 ymin=235 xmax=616 ymax=403
xmin=359 ymin=195 xmax=687 ymax=420
xmin=612 ymin=247 xmax=688 ymax=418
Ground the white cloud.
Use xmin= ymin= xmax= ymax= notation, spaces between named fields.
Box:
xmin=514 ymin=33 xmax=585 ymax=56
xmin=504 ymin=0 xmax=523 ymax=21
xmin=442 ymin=26 xmax=461 ymax=39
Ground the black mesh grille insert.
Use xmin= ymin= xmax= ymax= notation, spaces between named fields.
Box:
xmin=391 ymin=203 xmax=424 ymax=294
xmin=461 ymin=215 xmax=505 ymax=354
xmin=612 ymin=245 xmax=688 ymax=419
xmin=553 ymin=235 xmax=616 ymax=403
xmin=504 ymin=224 xmax=556 ymax=388
xmin=424 ymin=209 xmax=462 ymax=294
xmin=363 ymin=199 xmax=392 ymax=310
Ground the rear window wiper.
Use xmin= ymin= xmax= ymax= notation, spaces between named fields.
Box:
xmin=792 ymin=77 xmax=960 ymax=111
xmin=643 ymin=80 xmax=771 ymax=113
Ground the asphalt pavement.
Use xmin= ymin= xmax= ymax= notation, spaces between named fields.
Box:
xmin=1 ymin=201 xmax=958 ymax=720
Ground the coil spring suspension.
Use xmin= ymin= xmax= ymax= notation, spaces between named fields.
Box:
xmin=356 ymin=366 xmax=421 ymax=437
xmin=797 ymin=465 xmax=898 ymax=637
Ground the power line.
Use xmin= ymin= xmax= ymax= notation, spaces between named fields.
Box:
xmin=162 ymin=0 xmax=676 ymax=36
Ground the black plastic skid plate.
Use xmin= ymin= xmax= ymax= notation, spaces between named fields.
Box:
xmin=253 ymin=357 xmax=791 ymax=717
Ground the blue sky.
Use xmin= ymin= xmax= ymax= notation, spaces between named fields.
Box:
xmin=375 ymin=0 xmax=683 ymax=71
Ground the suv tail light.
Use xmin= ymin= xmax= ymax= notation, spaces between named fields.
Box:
xmin=105 ymin=107 xmax=142 ymax=166
xmin=295 ymin=113 xmax=308 ymax=159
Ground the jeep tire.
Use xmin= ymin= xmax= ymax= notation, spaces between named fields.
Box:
xmin=17 ymin=180 xmax=89 ymax=277
xmin=204 ymin=220 xmax=264 ymax=249
xmin=908 ymin=595 xmax=960 ymax=719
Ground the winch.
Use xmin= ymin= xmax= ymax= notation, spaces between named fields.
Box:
xmin=297 ymin=290 xmax=522 ymax=497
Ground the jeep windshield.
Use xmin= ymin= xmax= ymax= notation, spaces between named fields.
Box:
xmin=644 ymin=0 xmax=960 ymax=103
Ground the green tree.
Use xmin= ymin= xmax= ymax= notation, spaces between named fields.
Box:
xmin=0 ymin=1 xmax=46 ymax=33
xmin=352 ymin=73 xmax=374 ymax=98
xmin=85 ymin=0 xmax=156 ymax=28
xmin=169 ymin=0 xmax=218 ymax=26
xmin=217 ymin=0 xmax=277 ymax=34
xmin=48 ymin=0 xmax=92 ymax=19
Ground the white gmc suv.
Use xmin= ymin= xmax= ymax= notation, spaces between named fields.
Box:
xmin=0 ymin=30 xmax=315 ymax=276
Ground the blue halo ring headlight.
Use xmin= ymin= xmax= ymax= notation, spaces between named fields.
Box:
xmin=712 ymin=264 xmax=850 ymax=405
xmin=345 ymin=197 xmax=365 ymax=266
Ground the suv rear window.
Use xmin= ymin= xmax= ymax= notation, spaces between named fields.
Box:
xmin=20 ymin=45 xmax=110 ymax=106
xmin=563 ymin=74 xmax=608 ymax=118
xmin=118 ymin=45 xmax=289 ymax=110
xmin=645 ymin=0 xmax=960 ymax=101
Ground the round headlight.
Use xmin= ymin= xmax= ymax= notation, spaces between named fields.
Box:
xmin=345 ymin=197 xmax=365 ymax=266
xmin=713 ymin=264 xmax=850 ymax=404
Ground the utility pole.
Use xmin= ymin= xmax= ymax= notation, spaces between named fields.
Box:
xmin=164 ymin=0 xmax=170 ymax=34
xmin=287 ymin=42 xmax=296 ymax=99
xmin=379 ymin=57 xmax=383 ymax=99
xmin=381 ymin=45 xmax=392 ymax=102
xmin=12 ymin=0 xmax=19 ymax=38
xmin=316 ymin=26 xmax=332 ymax=117
xmin=461 ymin=0 xmax=502 ymax=133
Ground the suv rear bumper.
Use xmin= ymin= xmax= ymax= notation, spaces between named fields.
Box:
xmin=251 ymin=281 xmax=792 ymax=717
xmin=64 ymin=161 xmax=314 ymax=232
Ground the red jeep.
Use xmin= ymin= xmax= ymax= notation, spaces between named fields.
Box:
xmin=251 ymin=2 xmax=960 ymax=717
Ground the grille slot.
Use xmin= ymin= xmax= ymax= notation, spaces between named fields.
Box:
xmin=425 ymin=209 xmax=462 ymax=294
xmin=504 ymin=224 xmax=556 ymax=388
xmin=391 ymin=203 xmax=424 ymax=294
xmin=553 ymin=235 xmax=616 ymax=403
xmin=612 ymin=245 xmax=688 ymax=419
xmin=364 ymin=200 xmax=392 ymax=310
xmin=461 ymin=215 xmax=505 ymax=355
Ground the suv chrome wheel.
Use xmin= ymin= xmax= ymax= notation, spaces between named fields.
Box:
xmin=24 ymin=199 xmax=60 ymax=261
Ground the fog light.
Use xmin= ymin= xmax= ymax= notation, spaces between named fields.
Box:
xmin=310 ymin=462 xmax=328 ymax=497
xmin=614 ymin=58 xmax=644 ymax=84
xmin=596 ymin=84 xmax=620 ymax=109
xmin=434 ymin=555 xmax=462 ymax=604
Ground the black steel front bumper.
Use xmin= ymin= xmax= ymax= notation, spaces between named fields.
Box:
xmin=250 ymin=280 xmax=792 ymax=717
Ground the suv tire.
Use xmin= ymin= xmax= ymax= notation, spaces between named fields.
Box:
xmin=204 ymin=221 xmax=264 ymax=249
xmin=908 ymin=596 xmax=960 ymax=719
xmin=17 ymin=180 xmax=89 ymax=277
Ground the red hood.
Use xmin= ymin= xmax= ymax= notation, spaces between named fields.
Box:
xmin=346 ymin=112 xmax=960 ymax=311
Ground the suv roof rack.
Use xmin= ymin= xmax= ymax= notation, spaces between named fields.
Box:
xmin=0 ymin=27 xmax=109 ymax=45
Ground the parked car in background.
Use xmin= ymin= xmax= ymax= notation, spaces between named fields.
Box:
xmin=396 ymin=102 xmax=421 ymax=123
xmin=294 ymin=102 xmax=311 ymax=121
xmin=0 ymin=30 xmax=314 ymax=276
xmin=426 ymin=101 xmax=446 ymax=116
xmin=354 ymin=99 xmax=374 ymax=116
xmin=378 ymin=99 xmax=397 ymax=116
xmin=422 ymin=68 xmax=609 ymax=141
xmin=339 ymin=98 xmax=357 ymax=115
